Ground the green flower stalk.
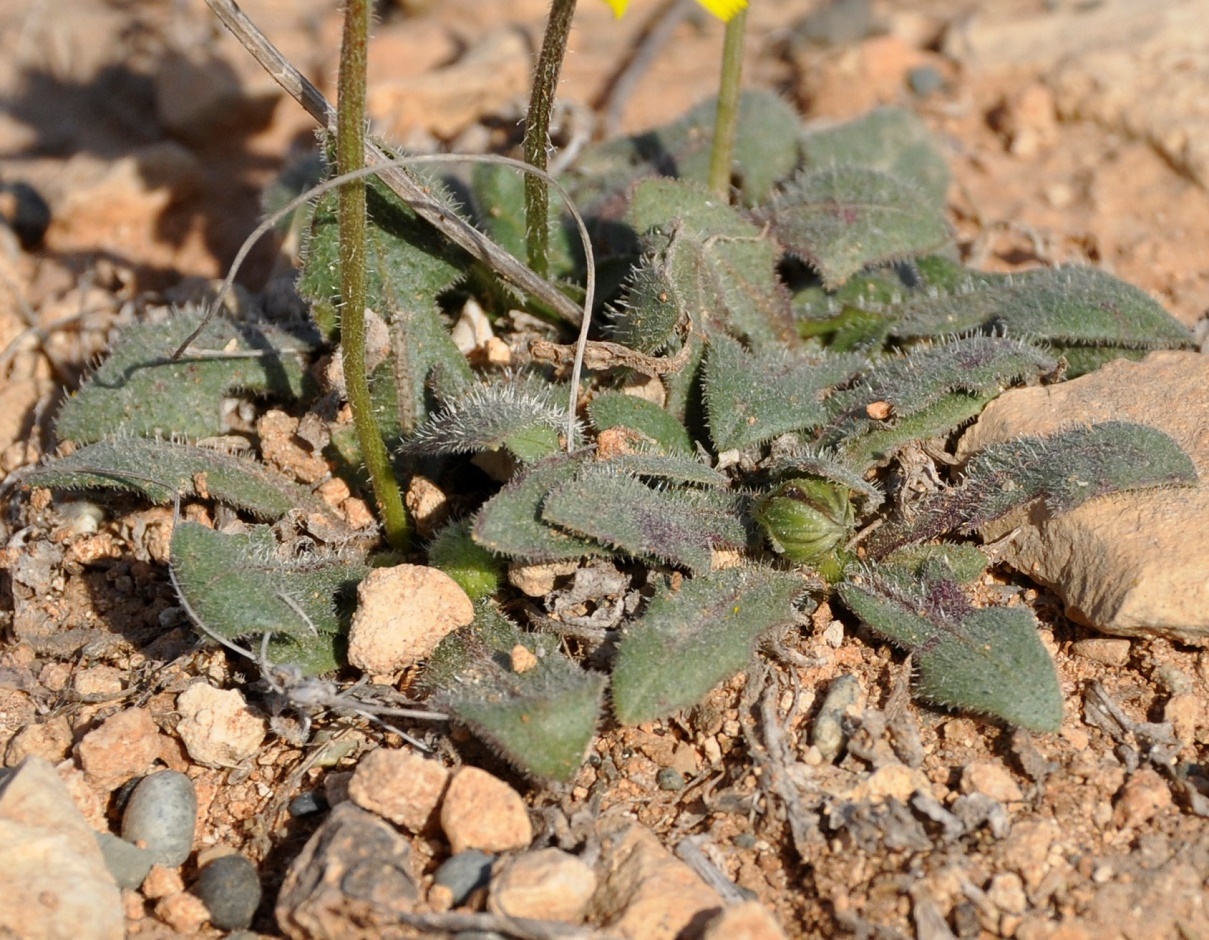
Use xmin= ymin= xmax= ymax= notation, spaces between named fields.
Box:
xmin=602 ymin=0 xmax=749 ymax=200
xmin=337 ymin=0 xmax=411 ymax=551
xmin=523 ymin=0 xmax=578 ymax=280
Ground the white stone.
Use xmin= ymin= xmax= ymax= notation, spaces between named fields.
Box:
xmin=348 ymin=565 xmax=475 ymax=674
xmin=176 ymin=683 xmax=267 ymax=768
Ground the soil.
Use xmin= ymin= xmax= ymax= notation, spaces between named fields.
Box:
xmin=2 ymin=1 xmax=1209 ymax=938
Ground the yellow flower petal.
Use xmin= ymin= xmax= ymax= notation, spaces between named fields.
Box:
xmin=602 ymin=0 xmax=629 ymax=16
xmin=696 ymin=0 xmax=747 ymax=21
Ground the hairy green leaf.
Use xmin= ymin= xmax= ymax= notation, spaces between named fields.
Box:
xmin=27 ymin=438 xmax=332 ymax=521
xmin=870 ymin=421 xmax=1199 ymax=555
xmin=598 ymin=452 xmax=728 ymax=488
xmin=405 ymin=374 xmax=572 ymax=463
xmin=612 ymin=566 xmax=805 ymax=724
xmin=470 ymin=162 xmax=577 ymax=279
xmin=766 ymin=166 xmax=951 ymax=289
xmin=762 ymin=449 xmax=884 ymax=509
xmin=426 ymin=519 xmax=504 ymax=601
xmin=299 ymin=172 xmax=473 ymax=433
xmin=801 ymin=106 xmax=950 ymax=205
xmin=570 ymin=90 xmax=801 ymax=211
xmin=837 ymin=390 xmax=996 ymax=470
xmin=171 ymin=522 xmax=368 ymax=674
xmin=472 ymin=453 xmax=605 ymax=562
xmin=820 ymin=335 xmax=1057 ymax=455
xmin=605 ymin=253 xmax=685 ymax=353
xmin=891 ymin=266 xmax=1194 ymax=375
xmin=629 ymin=179 xmax=796 ymax=351
xmin=427 ymin=602 xmax=604 ymax=781
xmin=542 ymin=467 xmax=748 ymax=573
xmin=704 ymin=334 xmax=865 ymax=452
xmin=839 ymin=558 xmax=1062 ymax=731
xmin=588 ymin=391 xmax=694 ymax=455
xmin=55 ymin=308 xmax=314 ymax=445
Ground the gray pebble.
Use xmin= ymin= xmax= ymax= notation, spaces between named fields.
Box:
xmin=434 ymin=850 xmax=494 ymax=907
xmin=656 ymin=768 xmax=685 ymax=791
xmin=120 ymin=770 xmax=197 ymax=867
xmin=812 ymin=673 xmax=864 ymax=763
xmin=908 ymin=66 xmax=945 ymax=98
xmin=288 ymin=790 xmax=328 ymax=817
xmin=194 ymin=854 xmax=261 ymax=931
xmin=95 ymin=832 xmax=155 ymax=889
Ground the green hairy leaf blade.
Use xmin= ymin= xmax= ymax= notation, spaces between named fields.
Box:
xmin=820 ymin=336 xmax=1057 ymax=459
xmin=801 ymin=106 xmax=951 ymax=206
xmin=171 ymin=522 xmax=368 ymax=675
xmin=26 ymin=438 xmax=332 ymax=521
xmin=542 ymin=468 xmax=748 ymax=573
xmin=597 ymin=452 xmax=728 ymax=488
xmin=587 ymin=391 xmax=694 ymax=456
xmin=406 ymin=374 xmax=570 ymax=462
xmin=606 ymin=253 xmax=685 ymax=354
xmin=703 ymin=334 xmax=865 ymax=452
xmin=569 ymin=90 xmax=800 ymax=211
xmin=55 ymin=310 xmax=314 ymax=445
xmin=612 ymin=566 xmax=805 ymax=724
xmin=890 ymin=267 xmax=1194 ymax=375
xmin=871 ymin=421 xmax=1199 ymax=555
xmin=838 ymin=559 xmax=1062 ymax=731
xmin=629 ymin=179 xmax=796 ymax=351
xmin=766 ymin=166 xmax=951 ymax=290
xmin=763 ymin=449 xmax=884 ymax=509
xmin=838 ymin=390 xmax=996 ymax=470
xmin=470 ymin=162 xmax=576 ymax=278
xmin=426 ymin=519 xmax=503 ymax=602
xmin=471 ymin=453 xmax=606 ymax=562
xmin=427 ymin=603 xmax=605 ymax=781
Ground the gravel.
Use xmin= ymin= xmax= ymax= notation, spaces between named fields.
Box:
xmin=120 ymin=770 xmax=197 ymax=867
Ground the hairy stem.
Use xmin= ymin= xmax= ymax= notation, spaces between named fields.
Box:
xmin=337 ymin=0 xmax=410 ymax=551
xmin=707 ymin=7 xmax=747 ymax=200
xmin=524 ymin=0 xmax=578 ymax=278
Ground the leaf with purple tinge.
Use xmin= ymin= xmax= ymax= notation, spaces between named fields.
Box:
xmin=765 ymin=166 xmax=951 ymax=289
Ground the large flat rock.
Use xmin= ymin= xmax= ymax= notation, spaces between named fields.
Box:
xmin=956 ymin=351 xmax=1209 ymax=643
xmin=945 ymin=0 xmax=1209 ymax=189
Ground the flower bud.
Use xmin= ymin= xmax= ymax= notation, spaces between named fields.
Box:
xmin=754 ymin=477 xmax=854 ymax=566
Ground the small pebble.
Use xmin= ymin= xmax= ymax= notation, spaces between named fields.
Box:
xmin=812 ymin=674 xmax=864 ymax=763
xmin=440 ymin=767 xmax=533 ymax=854
xmin=288 ymin=790 xmax=329 ymax=817
xmin=1113 ymin=768 xmax=1172 ymax=828
xmin=433 ymin=850 xmax=495 ymax=907
xmin=121 ymin=770 xmax=198 ymax=867
xmin=960 ymin=760 xmax=1024 ymax=803
xmin=657 ymin=768 xmax=685 ymax=791
xmin=154 ymin=891 xmax=210 ymax=933
xmin=95 ymin=832 xmax=155 ymax=890
xmin=175 ymin=683 xmax=267 ymax=768
xmin=487 ymin=848 xmax=597 ymax=922
xmin=1072 ymin=637 xmax=1131 ymax=667
xmin=77 ymin=707 xmax=163 ymax=791
xmin=194 ymin=854 xmax=262 ymax=931
xmin=142 ymin=864 xmax=185 ymax=900
xmin=1154 ymin=663 xmax=1194 ymax=696
xmin=349 ymin=748 xmax=450 ymax=832
xmin=907 ymin=65 xmax=944 ymax=98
